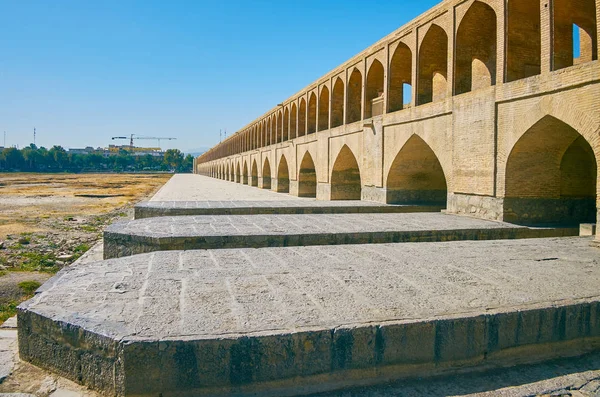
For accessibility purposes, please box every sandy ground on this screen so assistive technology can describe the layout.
[0,173,171,323]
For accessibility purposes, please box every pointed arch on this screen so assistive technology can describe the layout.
[365,60,385,118]
[418,24,448,105]
[308,92,317,134]
[226,163,230,181]
[298,151,317,198]
[277,155,290,193]
[331,145,361,200]
[318,86,330,131]
[346,69,362,123]
[277,111,283,143]
[283,107,289,141]
[262,157,272,190]
[298,99,307,137]
[388,42,412,112]
[386,135,447,205]
[553,0,597,70]
[251,159,258,187]
[506,0,541,82]
[242,161,248,185]
[331,77,345,128]
[271,116,276,145]
[290,103,297,139]
[235,162,241,183]
[455,1,497,95]
[504,115,597,225]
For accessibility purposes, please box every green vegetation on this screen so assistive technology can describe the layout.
[0,144,194,172]
[18,280,41,295]
[0,301,19,324]
[19,252,59,273]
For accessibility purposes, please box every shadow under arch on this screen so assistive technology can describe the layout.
[277,155,290,193]
[298,152,317,198]
[386,135,447,205]
[262,158,272,190]
[251,159,258,187]
[242,161,248,185]
[504,115,597,226]
[331,145,361,200]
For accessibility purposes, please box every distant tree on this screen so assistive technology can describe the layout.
[49,146,68,169]
[182,154,194,173]
[164,149,184,171]
[2,148,24,170]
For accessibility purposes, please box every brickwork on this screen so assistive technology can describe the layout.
[196,0,600,240]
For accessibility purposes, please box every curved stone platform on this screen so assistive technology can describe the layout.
[104,212,577,259]
[134,200,442,219]
[18,237,600,396]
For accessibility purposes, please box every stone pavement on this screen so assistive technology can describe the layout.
[150,174,302,201]
[104,212,576,258]
[18,237,600,396]
[135,200,441,218]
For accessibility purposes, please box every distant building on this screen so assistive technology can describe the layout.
[68,146,97,155]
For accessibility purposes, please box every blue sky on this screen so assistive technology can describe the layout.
[0,0,440,152]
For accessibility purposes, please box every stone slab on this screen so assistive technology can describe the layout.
[18,237,600,396]
[581,224,597,236]
[135,200,442,218]
[104,212,577,259]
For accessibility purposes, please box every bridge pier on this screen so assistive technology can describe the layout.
[361,186,387,203]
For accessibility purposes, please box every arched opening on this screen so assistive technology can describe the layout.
[553,0,597,70]
[386,135,447,205]
[226,164,230,181]
[277,155,290,193]
[331,78,344,128]
[298,99,306,137]
[455,1,497,95]
[346,69,362,124]
[388,42,412,113]
[308,93,317,134]
[365,60,385,118]
[418,24,448,105]
[298,152,317,198]
[277,111,283,143]
[318,86,329,131]
[258,124,262,148]
[504,116,597,225]
[331,145,362,200]
[271,117,277,145]
[242,161,248,185]
[290,104,297,139]
[235,162,241,183]
[283,107,289,141]
[506,0,541,82]
[251,159,258,187]
[262,158,272,190]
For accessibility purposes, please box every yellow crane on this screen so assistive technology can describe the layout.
[111,134,177,150]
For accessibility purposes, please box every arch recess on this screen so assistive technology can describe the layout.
[331,78,344,128]
[308,93,317,134]
[365,60,384,118]
[290,104,298,139]
[418,24,448,105]
[455,1,497,95]
[262,158,272,190]
[298,152,317,198]
[331,145,362,200]
[386,135,447,205]
[553,0,597,70]
[251,159,258,187]
[504,115,597,225]
[298,99,307,137]
[277,155,290,193]
[242,161,248,185]
[318,86,329,131]
[346,69,362,123]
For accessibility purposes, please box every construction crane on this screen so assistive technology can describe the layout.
[111,134,177,150]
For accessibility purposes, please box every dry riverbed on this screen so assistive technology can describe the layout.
[0,173,171,323]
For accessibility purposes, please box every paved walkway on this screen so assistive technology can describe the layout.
[150,174,304,201]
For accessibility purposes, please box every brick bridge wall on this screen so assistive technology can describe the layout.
[196,0,600,239]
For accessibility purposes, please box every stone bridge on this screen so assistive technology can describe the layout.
[195,0,600,237]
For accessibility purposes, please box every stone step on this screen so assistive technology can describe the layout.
[18,237,600,397]
[104,212,577,259]
[134,200,443,219]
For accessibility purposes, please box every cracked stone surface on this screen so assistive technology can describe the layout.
[24,237,600,340]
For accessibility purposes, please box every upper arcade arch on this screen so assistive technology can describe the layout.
[418,24,448,105]
[318,86,330,131]
[454,1,497,95]
[308,92,317,134]
[365,59,384,118]
[331,77,344,128]
[346,68,362,124]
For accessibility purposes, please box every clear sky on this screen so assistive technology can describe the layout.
[1,0,440,152]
